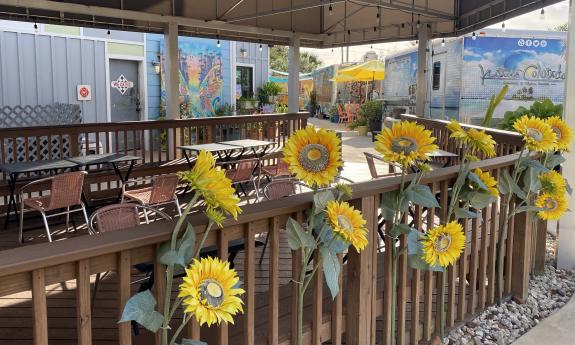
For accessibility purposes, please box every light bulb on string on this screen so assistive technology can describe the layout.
[441,38,445,47]
[34,21,38,33]
[540,8,545,20]
[329,1,333,16]
[376,11,380,25]
[217,39,220,48]
[416,14,421,29]
[472,31,477,40]
[501,21,506,32]
[259,43,263,52]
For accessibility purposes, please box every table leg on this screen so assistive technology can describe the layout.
[4,173,17,229]
[183,151,193,168]
[112,161,135,202]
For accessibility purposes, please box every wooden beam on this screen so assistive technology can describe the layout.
[76,259,92,345]
[32,269,48,345]
[510,210,532,302]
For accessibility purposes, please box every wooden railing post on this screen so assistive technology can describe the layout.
[346,196,377,345]
[532,219,547,275]
[510,210,533,302]
[76,259,92,345]
[32,269,48,345]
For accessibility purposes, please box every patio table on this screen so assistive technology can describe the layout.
[178,143,242,168]
[0,159,80,228]
[218,139,274,158]
[65,153,141,201]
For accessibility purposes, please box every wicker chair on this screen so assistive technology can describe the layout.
[224,158,259,199]
[19,171,89,244]
[121,173,182,221]
[364,152,401,178]
[261,152,291,181]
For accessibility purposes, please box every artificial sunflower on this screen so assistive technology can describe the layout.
[472,168,499,197]
[535,193,568,220]
[178,150,241,219]
[283,126,342,187]
[326,200,368,252]
[375,121,438,167]
[421,221,465,267]
[539,170,566,194]
[546,116,573,151]
[179,257,245,327]
[513,116,557,152]
[447,120,495,157]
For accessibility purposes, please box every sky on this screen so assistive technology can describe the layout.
[302,0,571,67]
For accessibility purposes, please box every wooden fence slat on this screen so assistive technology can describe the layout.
[505,201,516,295]
[423,183,436,341]
[268,216,280,345]
[383,218,393,345]
[468,217,479,315]
[312,249,323,345]
[488,169,500,304]
[118,250,131,345]
[154,245,166,345]
[291,212,304,345]
[397,213,408,345]
[244,222,255,345]
[533,219,547,275]
[32,269,48,345]
[331,253,343,345]
[478,206,490,310]
[76,259,92,345]
[218,229,229,345]
[511,209,533,302]
[410,205,422,344]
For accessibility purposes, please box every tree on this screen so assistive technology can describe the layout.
[269,46,323,73]
[553,23,568,31]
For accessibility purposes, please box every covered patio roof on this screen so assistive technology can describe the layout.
[0,0,562,47]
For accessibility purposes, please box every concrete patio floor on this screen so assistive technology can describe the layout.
[513,294,575,345]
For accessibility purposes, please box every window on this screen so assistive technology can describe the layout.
[236,66,254,99]
[432,62,441,90]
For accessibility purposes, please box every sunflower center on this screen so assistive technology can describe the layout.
[551,126,563,140]
[199,279,225,308]
[526,128,543,142]
[544,198,558,211]
[433,234,452,253]
[337,215,353,233]
[391,137,418,155]
[298,144,329,172]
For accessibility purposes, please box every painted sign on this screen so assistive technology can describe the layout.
[161,37,223,118]
[77,85,91,101]
[111,74,134,95]
[460,36,566,123]
[383,51,418,105]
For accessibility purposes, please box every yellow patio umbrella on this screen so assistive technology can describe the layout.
[329,73,374,83]
[338,59,385,81]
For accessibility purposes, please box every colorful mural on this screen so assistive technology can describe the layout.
[460,36,566,123]
[161,37,223,118]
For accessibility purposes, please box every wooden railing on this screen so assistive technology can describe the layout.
[0,117,546,345]
[0,112,308,203]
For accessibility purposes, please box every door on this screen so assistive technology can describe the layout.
[109,59,141,151]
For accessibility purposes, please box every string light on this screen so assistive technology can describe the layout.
[259,43,263,51]
[329,0,333,15]
[376,10,380,25]
[34,21,38,33]
[107,26,111,37]
[416,14,421,29]
[441,37,445,47]
[540,7,545,20]
[374,26,377,32]
[501,21,506,32]
[472,31,477,40]
[217,39,220,48]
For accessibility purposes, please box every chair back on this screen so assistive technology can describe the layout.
[337,104,346,118]
[228,158,258,182]
[149,174,179,204]
[262,152,291,177]
[263,179,297,200]
[47,171,86,210]
[89,203,171,234]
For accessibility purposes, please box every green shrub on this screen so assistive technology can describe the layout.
[499,99,563,131]
[359,100,383,122]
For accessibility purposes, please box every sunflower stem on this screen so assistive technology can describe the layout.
[168,314,192,345]
[439,269,447,338]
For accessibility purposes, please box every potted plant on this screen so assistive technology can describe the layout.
[328,104,340,123]
[258,81,282,104]
[360,100,384,134]
[349,116,369,136]
[307,90,318,117]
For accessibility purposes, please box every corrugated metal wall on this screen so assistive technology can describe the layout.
[0,30,107,124]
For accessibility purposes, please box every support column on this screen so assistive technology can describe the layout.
[164,22,180,158]
[416,25,429,117]
[558,0,575,269]
[288,36,301,114]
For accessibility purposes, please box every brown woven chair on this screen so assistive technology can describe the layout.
[223,158,259,199]
[121,174,182,222]
[364,152,400,179]
[19,171,89,244]
[261,152,291,181]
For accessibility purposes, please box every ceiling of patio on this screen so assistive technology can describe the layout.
[0,0,561,47]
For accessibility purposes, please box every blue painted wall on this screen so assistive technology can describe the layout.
[146,33,231,119]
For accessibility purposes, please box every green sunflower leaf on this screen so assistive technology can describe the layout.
[408,254,445,272]
[566,181,573,196]
[313,190,335,214]
[286,217,316,251]
[499,170,513,195]
[380,190,400,220]
[180,339,208,345]
[320,246,341,299]
[404,184,440,208]
[390,224,411,238]
[454,207,479,219]
[156,223,196,267]
[468,191,496,209]
[406,229,423,255]
[467,171,488,191]
[545,154,566,170]
[119,290,164,333]
[514,205,544,214]
[523,166,542,193]
[522,159,549,173]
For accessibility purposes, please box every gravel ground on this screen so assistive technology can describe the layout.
[445,234,575,345]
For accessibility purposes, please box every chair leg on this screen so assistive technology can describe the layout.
[253,180,260,202]
[40,212,52,242]
[81,202,90,230]
[18,200,25,244]
[91,272,101,315]
[143,208,149,224]
[174,198,182,217]
[258,232,270,265]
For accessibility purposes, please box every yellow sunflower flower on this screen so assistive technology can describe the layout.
[179,257,245,327]
[513,116,557,152]
[178,150,241,219]
[422,221,465,267]
[539,170,566,195]
[535,193,568,220]
[546,116,573,151]
[326,200,368,252]
[473,168,499,197]
[283,126,342,187]
[375,121,438,167]
[447,120,496,157]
